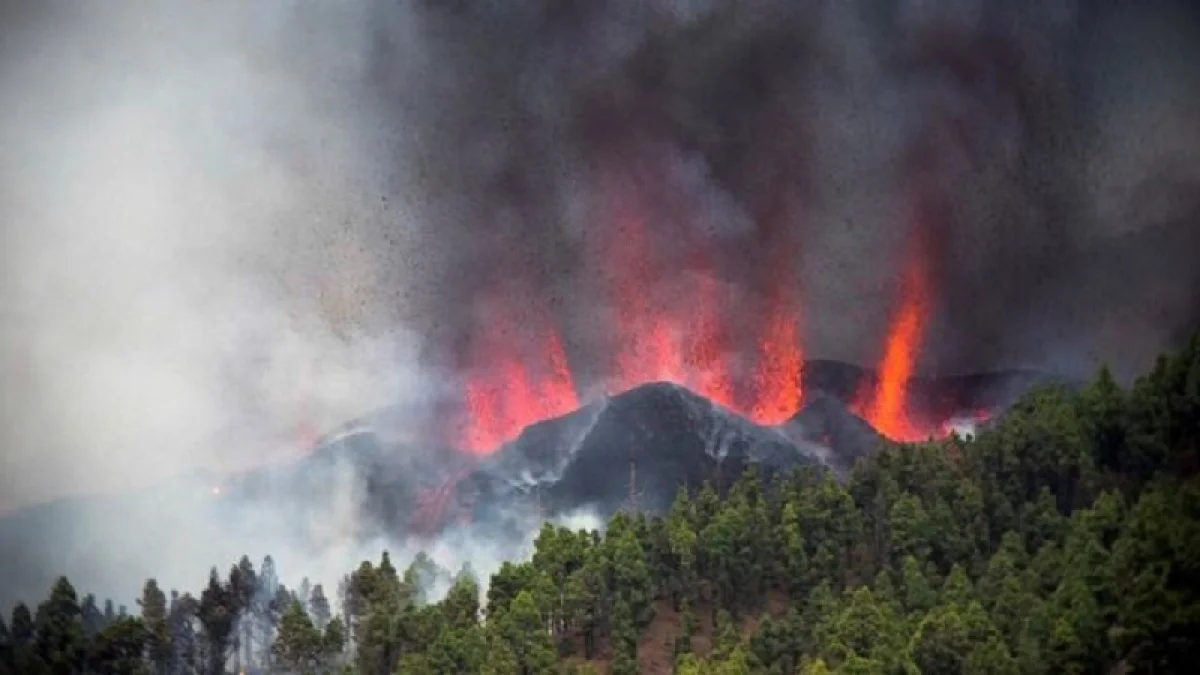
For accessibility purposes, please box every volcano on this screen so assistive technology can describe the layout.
[458,381,826,521]
[239,361,1055,539]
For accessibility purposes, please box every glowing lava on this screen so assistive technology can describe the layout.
[602,187,688,391]
[684,270,739,411]
[458,294,580,454]
[597,178,802,422]
[451,170,1006,455]
[854,203,935,441]
[453,173,813,454]
[749,274,804,425]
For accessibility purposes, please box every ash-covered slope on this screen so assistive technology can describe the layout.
[781,392,887,474]
[0,363,1052,612]
[461,382,824,520]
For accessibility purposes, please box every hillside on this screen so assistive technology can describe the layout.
[3,335,1199,675]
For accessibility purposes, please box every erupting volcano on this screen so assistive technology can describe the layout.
[448,174,970,457]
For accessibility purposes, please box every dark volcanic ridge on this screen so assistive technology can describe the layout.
[461,382,828,521]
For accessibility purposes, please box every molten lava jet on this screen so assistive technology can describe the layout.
[448,172,817,457]
[748,258,805,425]
[859,258,929,439]
[450,167,988,460]
[417,181,991,534]
[864,265,926,439]
[597,178,806,424]
[684,270,739,411]
[457,292,580,454]
[852,194,939,442]
[602,191,689,391]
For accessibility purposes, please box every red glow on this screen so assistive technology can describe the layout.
[412,467,474,536]
[295,420,319,454]
[863,273,928,439]
[594,178,800,421]
[452,173,995,456]
[453,175,812,454]
[457,293,580,454]
[938,408,995,438]
[852,197,936,442]
[602,189,688,391]
[748,274,804,425]
[683,271,738,411]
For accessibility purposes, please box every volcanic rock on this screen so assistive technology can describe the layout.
[461,382,823,520]
[200,363,1058,536]
[781,393,886,474]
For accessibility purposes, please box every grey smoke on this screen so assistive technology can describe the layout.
[368,0,1200,383]
[1,0,1198,610]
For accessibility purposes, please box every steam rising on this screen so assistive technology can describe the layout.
[2,0,1199,609]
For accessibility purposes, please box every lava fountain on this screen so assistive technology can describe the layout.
[748,248,806,426]
[852,198,936,441]
[447,168,971,453]
[457,286,580,454]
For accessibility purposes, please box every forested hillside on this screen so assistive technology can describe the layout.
[3,335,1199,675]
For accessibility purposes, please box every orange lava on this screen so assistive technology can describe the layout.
[854,205,934,441]
[454,180,812,454]
[602,188,688,391]
[458,294,580,454]
[684,270,739,410]
[596,178,801,422]
[749,274,805,425]
[452,173,814,454]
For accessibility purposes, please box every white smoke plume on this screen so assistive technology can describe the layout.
[0,0,432,609]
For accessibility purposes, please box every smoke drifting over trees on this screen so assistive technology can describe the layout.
[1,0,1198,617]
